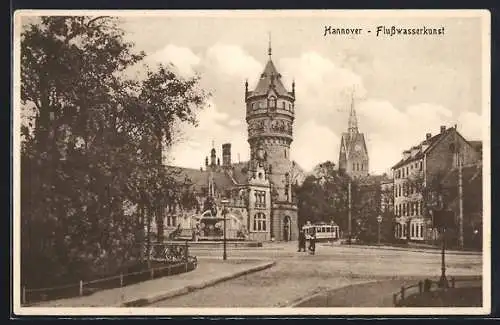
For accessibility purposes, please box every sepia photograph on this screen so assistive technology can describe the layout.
[12,9,491,316]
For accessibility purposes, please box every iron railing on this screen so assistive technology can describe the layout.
[22,241,197,305]
[393,276,482,306]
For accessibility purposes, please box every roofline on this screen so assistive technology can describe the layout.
[391,127,462,170]
[245,92,295,101]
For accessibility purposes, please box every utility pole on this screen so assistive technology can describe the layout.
[348,181,352,245]
[458,153,464,249]
[455,126,464,249]
[221,199,229,260]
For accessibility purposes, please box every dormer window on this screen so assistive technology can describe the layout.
[268,96,276,108]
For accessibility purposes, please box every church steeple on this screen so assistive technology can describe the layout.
[210,140,216,166]
[348,91,358,135]
[268,32,272,57]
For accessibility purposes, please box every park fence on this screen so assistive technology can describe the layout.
[22,241,197,305]
[392,276,482,306]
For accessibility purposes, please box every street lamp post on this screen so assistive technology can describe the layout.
[221,199,229,261]
[348,181,352,245]
[377,215,383,245]
[438,227,449,289]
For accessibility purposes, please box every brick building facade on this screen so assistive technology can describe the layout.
[391,125,481,242]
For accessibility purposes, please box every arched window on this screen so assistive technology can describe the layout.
[254,213,266,231]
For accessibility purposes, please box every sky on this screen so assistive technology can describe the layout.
[21,11,487,175]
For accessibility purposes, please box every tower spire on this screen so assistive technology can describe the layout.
[268,32,272,57]
[348,89,358,135]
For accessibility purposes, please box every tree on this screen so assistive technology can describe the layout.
[296,161,350,230]
[20,16,209,288]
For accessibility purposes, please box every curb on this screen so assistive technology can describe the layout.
[331,244,481,256]
[285,280,379,308]
[119,261,276,307]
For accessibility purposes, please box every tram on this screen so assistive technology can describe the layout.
[303,222,340,242]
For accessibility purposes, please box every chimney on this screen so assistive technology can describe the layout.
[426,133,432,140]
[422,141,430,152]
[403,150,411,160]
[440,125,446,134]
[222,143,231,167]
[411,146,420,157]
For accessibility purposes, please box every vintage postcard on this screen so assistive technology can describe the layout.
[12,9,491,316]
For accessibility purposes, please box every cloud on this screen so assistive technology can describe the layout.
[165,100,249,168]
[228,119,242,127]
[356,100,483,174]
[291,119,340,172]
[280,51,366,120]
[205,43,263,83]
[457,111,482,140]
[149,44,201,78]
[157,44,482,176]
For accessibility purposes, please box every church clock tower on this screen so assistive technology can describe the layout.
[338,94,369,179]
[244,39,298,242]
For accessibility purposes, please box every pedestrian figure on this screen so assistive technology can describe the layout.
[309,229,316,255]
[298,229,306,252]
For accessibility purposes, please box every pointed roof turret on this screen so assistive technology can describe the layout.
[248,37,292,98]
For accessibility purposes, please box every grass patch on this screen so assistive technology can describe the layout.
[401,287,482,307]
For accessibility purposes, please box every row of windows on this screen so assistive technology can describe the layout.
[394,223,425,238]
[352,162,365,171]
[251,98,294,112]
[395,201,424,217]
[395,160,423,179]
[166,216,178,227]
[395,182,420,197]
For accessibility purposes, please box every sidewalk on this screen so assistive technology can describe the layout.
[325,243,481,256]
[29,259,275,308]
